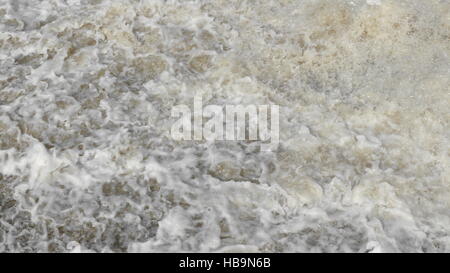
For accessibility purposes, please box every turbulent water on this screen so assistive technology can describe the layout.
[0,0,449,253]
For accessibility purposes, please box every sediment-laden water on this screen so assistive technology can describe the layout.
[0,0,449,252]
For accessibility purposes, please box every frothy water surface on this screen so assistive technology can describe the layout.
[0,0,449,253]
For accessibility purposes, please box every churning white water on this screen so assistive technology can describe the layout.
[0,0,449,252]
